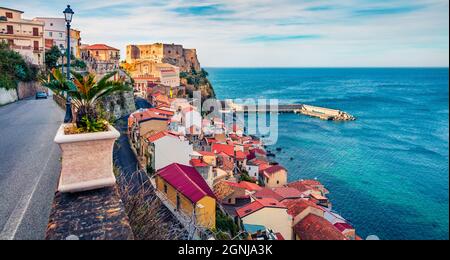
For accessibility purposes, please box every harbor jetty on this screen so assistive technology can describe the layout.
[223,101,355,121]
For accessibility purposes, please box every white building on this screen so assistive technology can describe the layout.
[182,106,202,136]
[146,131,193,171]
[33,17,66,50]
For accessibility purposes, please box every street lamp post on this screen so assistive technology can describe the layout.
[63,5,74,123]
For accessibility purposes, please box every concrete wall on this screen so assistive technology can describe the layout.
[241,207,293,240]
[153,136,193,171]
[303,105,341,116]
[0,88,18,106]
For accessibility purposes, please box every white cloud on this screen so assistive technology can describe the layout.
[2,0,448,66]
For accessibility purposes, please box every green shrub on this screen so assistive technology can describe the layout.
[0,42,39,89]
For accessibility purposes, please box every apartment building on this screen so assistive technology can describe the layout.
[0,7,44,65]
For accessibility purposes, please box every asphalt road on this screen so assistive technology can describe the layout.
[0,97,63,240]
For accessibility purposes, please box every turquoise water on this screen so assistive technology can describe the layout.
[206,68,449,240]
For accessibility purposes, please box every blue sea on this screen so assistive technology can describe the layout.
[206,68,449,240]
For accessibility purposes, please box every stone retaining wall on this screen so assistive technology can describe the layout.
[0,88,18,106]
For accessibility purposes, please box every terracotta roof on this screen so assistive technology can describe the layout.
[262,165,287,176]
[128,110,169,128]
[157,163,215,203]
[287,181,314,193]
[283,199,323,217]
[212,143,235,157]
[148,108,174,117]
[213,182,235,202]
[294,214,346,240]
[249,159,269,166]
[236,198,286,218]
[147,131,178,143]
[84,44,119,51]
[239,181,262,192]
[235,150,247,160]
[301,180,323,187]
[253,188,284,201]
[334,222,354,232]
[190,159,209,167]
[272,187,303,200]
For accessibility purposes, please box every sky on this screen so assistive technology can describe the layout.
[2,0,449,67]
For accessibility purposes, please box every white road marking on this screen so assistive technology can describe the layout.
[0,144,57,240]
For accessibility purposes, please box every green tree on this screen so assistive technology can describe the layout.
[0,42,38,89]
[44,46,61,71]
[42,69,131,130]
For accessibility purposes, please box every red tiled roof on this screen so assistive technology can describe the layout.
[235,150,247,160]
[334,222,354,232]
[253,188,284,201]
[262,165,287,176]
[301,180,323,187]
[239,181,262,192]
[275,233,285,240]
[157,163,215,203]
[223,181,262,192]
[273,187,303,200]
[283,199,323,217]
[198,151,216,157]
[190,159,209,167]
[129,109,169,127]
[287,181,314,193]
[147,131,167,143]
[294,214,346,240]
[148,108,174,117]
[212,143,235,157]
[84,44,119,51]
[236,198,286,218]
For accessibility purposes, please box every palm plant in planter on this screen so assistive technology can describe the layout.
[43,69,131,193]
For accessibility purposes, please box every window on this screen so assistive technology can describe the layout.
[59,32,63,38]
[163,184,168,194]
[5,12,13,19]
[95,51,99,56]
[50,23,53,26]
[176,194,181,210]
[6,25,13,34]
[49,32,53,37]
[277,180,280,184]
[33,28,39,36]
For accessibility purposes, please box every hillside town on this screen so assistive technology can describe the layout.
[0,5,360,240]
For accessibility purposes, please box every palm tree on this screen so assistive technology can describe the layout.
[43,69,131,129]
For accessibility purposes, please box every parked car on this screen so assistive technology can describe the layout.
[35,91,48,99]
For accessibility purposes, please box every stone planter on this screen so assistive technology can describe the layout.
[54,124,120,193]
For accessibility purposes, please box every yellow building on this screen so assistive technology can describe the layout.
[0,7,45,65]
[260,165,288,188]
[155,163,216,229]
[70,29,81,58]
[80,43,120,75]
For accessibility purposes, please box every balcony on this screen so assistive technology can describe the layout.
[0,30,43,38]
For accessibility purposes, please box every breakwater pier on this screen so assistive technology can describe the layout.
[223,101,355,121]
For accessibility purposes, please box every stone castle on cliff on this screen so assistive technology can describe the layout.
[126,43,201,73]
